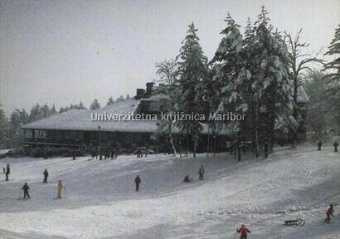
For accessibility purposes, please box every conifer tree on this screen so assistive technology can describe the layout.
[175,23,208,156]
[250,6,293,154]
[106,96,115,106]
[210,13,247,159]
[323,24,340,133]
[90,99,101,110]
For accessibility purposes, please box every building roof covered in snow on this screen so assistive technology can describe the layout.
[297,85,309,104]
[22,98,162,133]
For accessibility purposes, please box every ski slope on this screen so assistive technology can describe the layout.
[0,146,339,239]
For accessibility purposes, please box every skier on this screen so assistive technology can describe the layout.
[317,140,322,151]
[237,224,251,239]
[22,182,30,199]
[57,180,64,199]
[198,165,205,180]
[325,204,334,223]
[43,169,49,183]
[134,175,141,191]
[73,150,76,160]
[5,163,10,181]
[183,175,193,183]
[333,141,338,152]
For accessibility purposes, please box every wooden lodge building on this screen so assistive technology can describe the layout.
[21,82,309,154]
[22,83,231,154]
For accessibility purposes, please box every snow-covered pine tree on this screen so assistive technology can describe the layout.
[106,96,115,106]
[90,99,101,110]
[251,6,293,155]
[242,17,261,157]
[210,13,247,159]
[175,23,208,156]
[323,24,340,134]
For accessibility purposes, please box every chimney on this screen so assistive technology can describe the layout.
[135,89,145,99]
[146,82,155,97]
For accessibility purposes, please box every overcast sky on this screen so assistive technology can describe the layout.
[0,0,339,116]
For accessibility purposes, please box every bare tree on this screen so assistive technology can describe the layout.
[285,29,323,145]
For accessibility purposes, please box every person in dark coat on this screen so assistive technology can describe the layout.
[43,169,49,183]
[5,163,10,181]
[183,175,193,183]
[264,141,269,158]
[237,224,251,239]
[333,141,338,152]
[317,140,322,151]
[198,166,205,180]
[114,148,118,158]
[22,182,30,199]
[73,150,76,160]
[136,148,142,158]
[325,204,334,223]
[134,175,141,191]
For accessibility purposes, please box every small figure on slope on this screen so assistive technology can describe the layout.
[325,204,334,223]
[22,182,30,199]
[198,165,205,180]
[134,175,141,192]
[43,169,49,183]
[237,224,251,239]
[5,163,10,181]
[317,140,322,151]
[57,180,64,199]
[183,175,193,183]
[333,141,338,153]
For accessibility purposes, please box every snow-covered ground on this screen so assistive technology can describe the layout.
[0,146,339,239]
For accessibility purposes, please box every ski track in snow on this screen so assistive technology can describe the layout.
[0,146,339,239]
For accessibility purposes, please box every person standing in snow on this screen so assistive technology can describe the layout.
[198,165,205,180]
[73,150,76,160]
[57,180,64,199]
[325,204,334,223]
[22,182,30,199]
[5,163,10,181]
[43,169,49,183]
[317,140,322,151]
[333,141,338,152]
[237,224,251,239]
[134,175,141,191]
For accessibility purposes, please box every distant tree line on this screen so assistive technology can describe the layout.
[0,94,131,148]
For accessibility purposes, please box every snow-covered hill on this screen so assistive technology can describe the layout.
[0,146,339,239]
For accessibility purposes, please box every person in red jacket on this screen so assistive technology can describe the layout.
[237,224,251,239]
[325,204,334,223]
